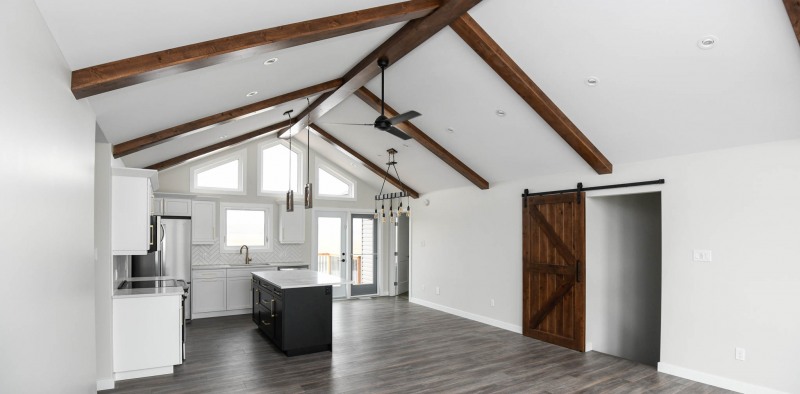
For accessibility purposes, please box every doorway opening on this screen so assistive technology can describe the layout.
[314,211,347,299]
[586,192,662,366]
[351,214,378,296]
[389,215,410,297]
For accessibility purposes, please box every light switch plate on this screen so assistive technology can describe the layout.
[735,347,746,361]
[693,250,713,262]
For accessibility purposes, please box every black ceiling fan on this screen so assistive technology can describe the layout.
[329,57,420,140]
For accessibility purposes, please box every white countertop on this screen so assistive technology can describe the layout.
[113,276,186,299]
[193,262,309,270]
[252,270,345,289]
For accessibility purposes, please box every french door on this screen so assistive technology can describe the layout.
[350,214,378,296]
[314,211,347,299]
[522,192,586,351]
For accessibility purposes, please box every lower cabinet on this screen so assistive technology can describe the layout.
[192,269,226,314]
[192,267,277,318]
[113,295,182,378]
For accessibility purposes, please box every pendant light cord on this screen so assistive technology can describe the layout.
[306,97,311,184]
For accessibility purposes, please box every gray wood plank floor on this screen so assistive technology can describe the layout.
[102,297,733,394]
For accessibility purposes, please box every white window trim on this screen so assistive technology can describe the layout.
[315,160,357,201]
[189,149,247,195]
[219,202,274,253]
[257,139,304,197]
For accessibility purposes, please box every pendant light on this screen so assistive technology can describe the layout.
[283,109,294,212]
[303,97,313,209]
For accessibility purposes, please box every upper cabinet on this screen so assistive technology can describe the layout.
[112,168,158,255]
[163,198,192,216]
[278,204,305,244]
[192,201,216,244]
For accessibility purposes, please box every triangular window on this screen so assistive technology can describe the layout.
[190,149,246,195]
[317,164,355,199]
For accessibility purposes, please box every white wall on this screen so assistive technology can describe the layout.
[586,193,661,366]
[94,140,114,389]
[0,1,97,392]
[411,138,800,393]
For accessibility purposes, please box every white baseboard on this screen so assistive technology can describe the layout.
[409,297,522,333]
[96,378,114,391]
[191,308,249,319]
[657,362,789,394]
[114,366,173,381]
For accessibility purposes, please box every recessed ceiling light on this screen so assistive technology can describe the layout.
[446,127,455,134]
[350,162,358,168]
[697,35,717,50]
[219,135,228,140]
[585,76,599,87]
[264,57,279,65]
[495,109,506,117]
[246,91,258,97]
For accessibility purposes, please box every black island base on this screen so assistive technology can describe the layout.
[251,275,333,356]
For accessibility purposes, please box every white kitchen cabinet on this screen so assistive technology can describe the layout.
[279,204,305,244]
[192,266,277,318]
[192,269,226,314]
[163,198,192,216]
[113,295,181,379]
[112,168,158,255]
[226,277,253,310]
[191,201,216,244]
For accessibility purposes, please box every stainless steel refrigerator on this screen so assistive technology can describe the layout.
[132,217,192,320]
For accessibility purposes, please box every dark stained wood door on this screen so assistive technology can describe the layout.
[523,193,586,351]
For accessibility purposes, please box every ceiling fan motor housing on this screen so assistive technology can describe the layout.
[374,115,392,130]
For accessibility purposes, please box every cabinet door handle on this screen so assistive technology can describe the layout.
[149,225,154,246]
[260,320,271,326]
[271,299,276,317]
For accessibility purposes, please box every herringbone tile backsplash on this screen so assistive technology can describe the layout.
[191,237,307,266]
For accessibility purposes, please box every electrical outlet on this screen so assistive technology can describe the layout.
[735,347,746,361]
[490,299,495,307]
[692,250,713,262]
[435,286,440,295]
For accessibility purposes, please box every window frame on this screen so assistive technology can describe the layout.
[315,160,357,201]
[257,139,304,197]
[219,202,274,253]
[189,149,247,195]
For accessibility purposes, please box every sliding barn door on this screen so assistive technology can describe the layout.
[523,193,586,351]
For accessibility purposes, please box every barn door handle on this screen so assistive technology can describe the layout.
[576,261,581,283]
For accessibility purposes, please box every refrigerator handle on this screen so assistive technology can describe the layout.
[160,224,166,243]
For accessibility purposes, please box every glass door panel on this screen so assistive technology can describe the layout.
[351,214,377,296]
[315,211,347,298]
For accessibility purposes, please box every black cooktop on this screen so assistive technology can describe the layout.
[118,279,183,290]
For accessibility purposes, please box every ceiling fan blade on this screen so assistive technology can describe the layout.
[385,126,412,140]
[326,122,373,126]
[388,111,421,125]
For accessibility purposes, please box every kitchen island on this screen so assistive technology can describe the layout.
[251,270,343,356]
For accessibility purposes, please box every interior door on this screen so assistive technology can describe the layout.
[350,214,378,296]
[522,193,586,351]
[315,211,347,298]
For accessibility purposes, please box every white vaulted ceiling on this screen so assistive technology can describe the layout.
[33,0,800,194]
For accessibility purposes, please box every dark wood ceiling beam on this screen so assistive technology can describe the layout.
[279,0,483,139]
[309,124,419,198]
[113,79,342,158]
[70,0,441,99]
[353,87,488,190]
[450,13,613,174]
[146,121,289,171]
[784,0,800,46]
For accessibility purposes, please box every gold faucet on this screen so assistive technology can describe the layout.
[239,245,252,264]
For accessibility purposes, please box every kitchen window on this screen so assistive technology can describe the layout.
[258,140,303,196]
[190,149,246,195]
[219,203,273,253]
[316,163,356,200]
